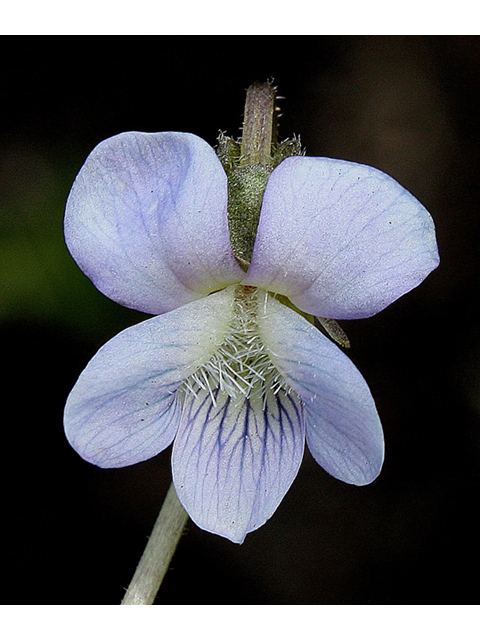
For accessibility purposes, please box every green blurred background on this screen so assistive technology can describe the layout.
[2,36,479,603]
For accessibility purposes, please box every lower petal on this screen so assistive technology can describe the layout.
[172,386,305,543]
[257,294,384,486]
[64,287,235,468]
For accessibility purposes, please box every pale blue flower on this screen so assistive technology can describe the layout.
[64,132,439,543]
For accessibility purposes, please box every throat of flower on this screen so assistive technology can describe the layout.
[181,285,290,406]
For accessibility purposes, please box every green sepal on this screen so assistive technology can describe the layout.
[272,136,303,168]
[216,132,241,176]
[314,317,351,349]
[227,163,272,270]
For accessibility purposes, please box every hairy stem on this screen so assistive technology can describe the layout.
[240,81,276,165]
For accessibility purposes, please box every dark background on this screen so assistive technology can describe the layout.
[2,36,479,604]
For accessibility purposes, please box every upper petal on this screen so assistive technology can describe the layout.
[257,294,384,485]
[172,387,305,543]
[245,156,439,319]
[64,132,244,314]
[64,287,236,468]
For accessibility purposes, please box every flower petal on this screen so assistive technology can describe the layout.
[257,294,384,485]
[172,387,305,543]
[65,132,244,314]
[245,156,439,319]
[64,287,236,468]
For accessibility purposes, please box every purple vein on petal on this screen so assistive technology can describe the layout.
[172,385,305,543]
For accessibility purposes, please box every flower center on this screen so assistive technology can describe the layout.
[182,285,290,406]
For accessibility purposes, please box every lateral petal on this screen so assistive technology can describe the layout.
[172,387,305,543]
[65,132,243,315]
[257,294,384,485]
[64,287,236,468]
[245,156,439,319]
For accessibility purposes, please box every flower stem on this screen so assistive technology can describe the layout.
[121,482,188,605]
[240,81,276,166]
[227,82,277,269]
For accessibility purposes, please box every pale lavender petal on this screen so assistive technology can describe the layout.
[172,387,305,543]
[64,288,236,468]
[65,132,243,315]
[245,156,439,319]
[258,295,384,485]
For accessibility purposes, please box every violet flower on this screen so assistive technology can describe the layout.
[64,131,439,543]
